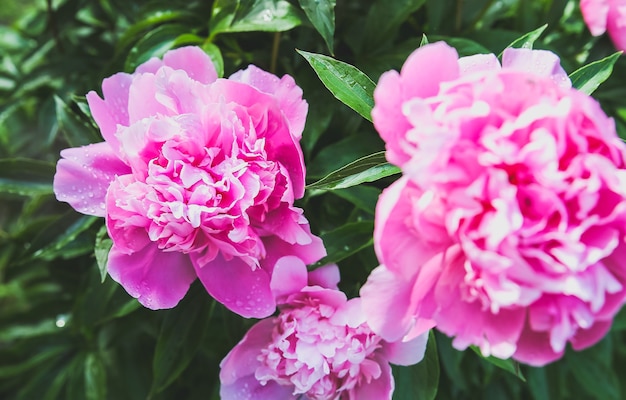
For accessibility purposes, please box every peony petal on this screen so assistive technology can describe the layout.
[86,72,133,154]
[162,46,218,84]
[352,356,394,400]
[360,265,422,342]
[54,142,130,217]
[606,3,626,52]
[307,264,341,290]
[127,72,173,123]
[192,252,276,318]
[260,224,326,277]
[107,242,196,309]
[513,323,564,367]
[374,177,449,276]
[220,374,293,400]
[219,318,275,385]
[270,256,308,300]
[230,65,308,140]
[400,41,460,99]
[458,53,501,75]
[502,48,571,89]
[580,0,610,36]
[208,79,306,198]
[382,331,429,366]
[570,319,612,351]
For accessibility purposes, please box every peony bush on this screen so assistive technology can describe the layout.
[2,1,626,399]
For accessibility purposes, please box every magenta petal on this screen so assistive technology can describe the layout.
[220,318,275,385]
[360,265,419,342]
[383,331,429,366]
[260,227,326,277]
[458,53,501,75]
[107,242,195,309]
[513,324,564,367]
[193,252,276,318]
[502,48,571,88]
[269,256,308,300]
[352,356,394,400]
[607,4,626,52]
[229,65,308,139]
[400,41,460,99]
[54,142,130,217]
[86,72,133,153]
[580,0,610,36]
[162,46,218,84]
[570,319,612,351]
[307,264,341,290]
[220,374,293,400]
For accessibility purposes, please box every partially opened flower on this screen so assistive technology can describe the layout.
[219,260,428,400]
[580,0,626,52]
[362,41,626,366]
[53,46,325,316]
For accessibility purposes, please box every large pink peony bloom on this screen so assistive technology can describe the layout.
[53,46,325,316]
[219,260,428,400]
[580,0,626,52]
[361,41,626,366]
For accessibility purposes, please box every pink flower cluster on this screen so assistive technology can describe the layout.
[53,46,325,316]
[219,261,428,400]
[580,0,626,52]
[362,42,626,366]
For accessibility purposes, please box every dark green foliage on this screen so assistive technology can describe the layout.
[1,0,626,399]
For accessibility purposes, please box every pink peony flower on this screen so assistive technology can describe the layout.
[361,41,626,366]
[53,46,325,316]
[219,260,428,400]
[580,0,626,52]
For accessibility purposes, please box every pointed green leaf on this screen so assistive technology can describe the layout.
[54,96,102,147]
[420,33,429,46]
[310,221,374,268]
[298,50,375,121]
[470,346,526,381]
[306,151,400,193]
[151,286,212,394]
[298,0,335,53]
[125,24,187,71]
[570,52,621,95]
[500,24,547,55]
[84,353,106,400]
[392,331,440,400]
[202,42,224,78]
[0,158,55,197]
[210,0,303,36]
[94,225,112,283]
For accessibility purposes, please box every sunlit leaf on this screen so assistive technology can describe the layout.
[307,151,400,193]
[210,0,303,36]
[94,225,112,283]
[570,52,621,95]
[298,50,375,121]
[500,24,547,55]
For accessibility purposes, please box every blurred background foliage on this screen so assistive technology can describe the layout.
[1,0,626,399]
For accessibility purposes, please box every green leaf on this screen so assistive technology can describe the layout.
[202,42,225,78]
[94,224,112,283]
[420,33,429,46]
[31,215,98,261]
[84,353,106,400]
[298,50,376,121]
[566,340,621,400]
[310,221,374,268]
[298,0,335,53]
[151,286,212,394]
[570,52,622,95]
[54,96,102,147]
[500,24,547,55]
[361,0,426,51]
[210,0,303,36]
[392,331,439,400]
[0,158,55,197]
[125,24,188,72]
[470,346,526,381]
[307,151,400,193]
[332,185,381,215]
